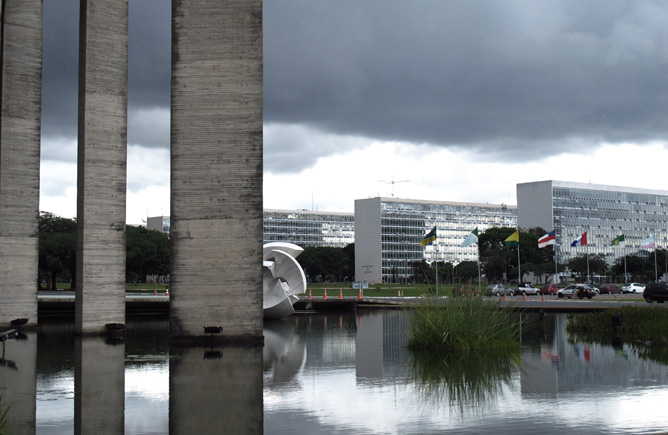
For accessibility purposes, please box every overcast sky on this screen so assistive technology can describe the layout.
[39,0,668,224]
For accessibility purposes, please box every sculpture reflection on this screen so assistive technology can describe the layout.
[263,319,306,386]
[409,348,520,410]
[263,243,307,319]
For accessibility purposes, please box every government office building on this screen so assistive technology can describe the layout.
[262,209,355,248]
[354,197,517,284]
[517,180,668,266]
[147,210,355,249]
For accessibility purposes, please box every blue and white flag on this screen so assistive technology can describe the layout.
[640,235,655,249]
[571,232,587,247]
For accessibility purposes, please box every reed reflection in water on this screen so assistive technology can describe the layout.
[409,347,520,410]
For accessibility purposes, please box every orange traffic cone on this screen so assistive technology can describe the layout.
[358,288,363,299]
[165,288,169,296]
[323,288,328,299]
[541,294,545,302]
[339,288,343,299]
[308,288,312,299]
[523,293,527,301]
[154,289,157,296]
[503,294,507,301]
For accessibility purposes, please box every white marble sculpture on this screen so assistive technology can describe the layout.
[263,242,307,319]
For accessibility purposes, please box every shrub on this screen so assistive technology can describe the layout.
[405,295,523,350]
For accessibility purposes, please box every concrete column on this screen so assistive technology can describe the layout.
[169,346,263,434]
[170,0,263,341]
[0,331,37,433]
[75,0,128,335]
[0,0,42,328]
[75,337,125,435]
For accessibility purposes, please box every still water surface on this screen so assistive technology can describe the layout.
[2,310,668,434]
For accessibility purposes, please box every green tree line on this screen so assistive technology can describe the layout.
[39,212,170,290]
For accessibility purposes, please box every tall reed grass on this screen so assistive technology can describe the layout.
[405,295,523,350]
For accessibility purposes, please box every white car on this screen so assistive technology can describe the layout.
[622,282,645,294]
[517,283,540,296]
[557,284,598,299]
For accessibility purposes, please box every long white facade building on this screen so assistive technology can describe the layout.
[517,180,668,265]
[148,210,355,249]
[263,209,354,248]
[355,197,517,284]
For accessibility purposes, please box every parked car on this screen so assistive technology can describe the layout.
[598,284,621,294]
[540,283,563,295]
[517,283,540,295]
[451,285,479,298]
[622,282,645,294]
[643,282,668,303]
[485,284,515,297]
[557,284,598,299]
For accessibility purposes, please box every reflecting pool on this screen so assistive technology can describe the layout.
[1,310,668,434]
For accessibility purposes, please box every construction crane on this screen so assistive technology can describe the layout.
[378,179,411,198]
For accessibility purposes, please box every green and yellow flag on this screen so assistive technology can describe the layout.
[421,226,437,246]
[611,234,625,247]
[504,230,519,249]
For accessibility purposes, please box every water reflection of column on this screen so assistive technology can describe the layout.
[0,332,37,433]
[355,311,384,378]
[169,346,262,434]
[75,337,125,434]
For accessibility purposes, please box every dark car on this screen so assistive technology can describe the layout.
[540,283,563,295]
[598,284,621,294]
[643,282,668,303]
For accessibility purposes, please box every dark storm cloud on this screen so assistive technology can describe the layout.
[264,0,668,161]
[41,0,170,148]
[42,1,668,169]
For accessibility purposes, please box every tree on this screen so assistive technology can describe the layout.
[342,243,355,281]
[126,225,170,282]
[567,254,608,282]
[454,261,479,283]
[479,226,555,283]
[38,212,77,290]
[411,260,434,285]
[297,247,349,282]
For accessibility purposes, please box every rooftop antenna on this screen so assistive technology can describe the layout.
[378,179,411,197]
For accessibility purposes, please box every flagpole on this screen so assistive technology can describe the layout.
[477,243,481,291]
[517,242,521,283]
[435,242,439,296]
[586,244,590,283]
[553,245,558,284]
[654,246,659,282]
[621,235,627,283]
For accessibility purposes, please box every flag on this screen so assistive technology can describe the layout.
[504,230,519,249]
[421,226,437,246]
[640,235,655,249]
[462,228,479,247]
[538,230,556,248]
[611,234,625,247]
[570,232,587,247]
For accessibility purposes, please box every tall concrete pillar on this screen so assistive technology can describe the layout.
[76,0,128,335]
[0,0,42,328]
[170,1,263,341]
[75,337,125,434]
[169,346,263,434]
